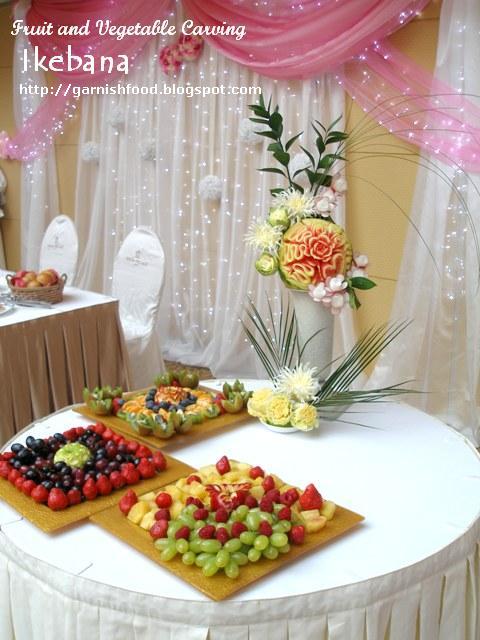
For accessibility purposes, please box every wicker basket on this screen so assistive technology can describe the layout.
[6,273,67,304]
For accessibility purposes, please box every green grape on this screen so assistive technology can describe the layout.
[182,551,196,565]
[273,503,284,514]
[240,544,251,555]
[167,521,183,538]
[254,535,269,551]
[200,539,222,554]
[215,549,230,568]
[176,538,189,554]
[202,558,220,577]
[231,551,248,566]
[263,545,279,560]
[195,552,213,567]
[184,504,197,516]
[272,520,291,534]
[278,543,291,554]
[178,514,195,529]
[154,538,171,552]
[224,538,242,553]
[189,538,203,554]
[258,511,274,524]
[194,520,206,530]
[160,543,178,562]
[224,559,240,579]
[270,532,289,548]
[246,512,261,531]
[235,505,249,520]
[247,547,261,562]
[239,531,256,546]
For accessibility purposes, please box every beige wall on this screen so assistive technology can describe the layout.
[0,2,441,333]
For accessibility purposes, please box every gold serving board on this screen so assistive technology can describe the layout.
[91,496,364,601]
[0,454,194,533]
[74,386,251,450]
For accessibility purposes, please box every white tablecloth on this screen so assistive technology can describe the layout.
[0,381,478,640]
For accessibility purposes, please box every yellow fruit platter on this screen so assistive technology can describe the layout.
[75,371,252,450]
[90,455,364,600]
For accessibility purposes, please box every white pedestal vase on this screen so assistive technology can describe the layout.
[289,290,334,382]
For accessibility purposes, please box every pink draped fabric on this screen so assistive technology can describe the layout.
[3,0,480,170]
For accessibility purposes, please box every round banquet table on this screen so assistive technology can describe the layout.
[0,380,479,640]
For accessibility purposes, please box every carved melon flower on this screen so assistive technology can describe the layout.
[290,402,318,430]
[275,363,320,402]
[265,394,292,426]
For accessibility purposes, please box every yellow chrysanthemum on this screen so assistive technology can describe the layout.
[265,394,292,426]
[247,388,274,419]
[245,221,283,253]
[273,187,315,221]
[290,403,318,431]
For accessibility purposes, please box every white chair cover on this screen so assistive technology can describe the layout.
[39,215,79,284]
[112,227,165,388]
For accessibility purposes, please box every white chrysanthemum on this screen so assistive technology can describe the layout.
[245,221,283,252]
[108,105,125,129]
[139,138,157,162]
[239,118,265,145]
[81,141,100,163]
[275,364,320,402]
[272,187,315,221]
[199,175,222,201]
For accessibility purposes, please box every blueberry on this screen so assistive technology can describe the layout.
[13,460,22,469]
[42,481,53,490]
[54,433,66,443]
[60,466,71,476]
[54,481,63,489]
[32,439,45,452]
[54,462,65,471]
[145,401,155,410]
[62,479,72,490]
[25,469,39,482]
[26,436,36,448]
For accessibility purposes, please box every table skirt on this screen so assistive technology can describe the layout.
[0,301,131,444]
[0,519,478,640]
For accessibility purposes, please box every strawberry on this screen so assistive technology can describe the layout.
[150,520,168,539]
[48,488,69,511]
[121,462,136,474]
[119,489,137,515]
[259,497,273,513]
[299,484,323,511]
[67,488,82,506]
[14,477,25,491]
[278,506,292,521]
[0,461,11,478]
[215,508,229,523]
[110,471,126,490]
[198,525,216,539]
[123,468,140,485]
[92,422,106,434]
[82,478,98,500]
[152,452,167,471]
[193,508,209,521]
[137,459,156,479]
[245,495,258,508]
[186,497,204,508]
[175,526,191,540]
[155,508,171,521]
[215,527,230,544]
[262,475,275,492]
[126,440,139,454]
[265,488,281,503]
[249,466,265,479]
[136,445,153,458]
[258,520,273,536]
[21,479,36,496]
[8,469,21,485]
[155,492,173,508]
[96,475,113,496]
[75,427,85,437]
[63,428,77,441]
[2,452,14,461]
[289,524,305,545]
[31,484,49,503]
[280,488,299,506]
[187,474,202,485]
[216,455,231,475]
[112,398,123,415]
[231,522,247,538]
[102,428,114,441]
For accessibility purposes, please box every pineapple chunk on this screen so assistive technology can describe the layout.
[139,491,156,502]
[271,474,284,487]
[165,486,183,501]
[189,484,207,499]
[250,485,265,500]
[175,477,187,489]
[320,500,336,521]
[127,501,150,524]
[222,471,240,483]
[299,509,327,533]
[170,500,184,519]
[139,511,156,530]
[236,462,252,471]
[198,464,216,476]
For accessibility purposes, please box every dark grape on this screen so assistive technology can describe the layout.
[11,443,24,454]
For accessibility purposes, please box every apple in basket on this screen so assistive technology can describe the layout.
[11,268,60,288]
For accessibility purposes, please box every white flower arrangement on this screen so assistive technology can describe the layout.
[81,141,100,164]
[139,138,157,162]
[275,363,320,402]
[239,117,265,145]
[199,175,223,201]
[108,105,125,130]
[245,220,283,253]
[272,187,316,222]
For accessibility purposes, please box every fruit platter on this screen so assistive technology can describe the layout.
[0,423,194,532]
[91,455,364,600]
[6,268,66,304]
[75,371,252,449]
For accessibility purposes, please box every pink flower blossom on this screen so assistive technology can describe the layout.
[332,174,347,193]
[314,187,337,217]
[308,275,349,315]
[178,34,204,62]
[159,44,183,76]
[347,252,369,278]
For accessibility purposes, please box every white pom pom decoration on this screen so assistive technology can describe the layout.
[108,105,125,130]
[239,118,265,145]
[199,175,222,201]
[81,141,100,164]
[139,138,157,162]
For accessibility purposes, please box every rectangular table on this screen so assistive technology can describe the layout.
[0,271,131,444]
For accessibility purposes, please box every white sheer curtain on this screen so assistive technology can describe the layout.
[74,1,355,377]
[369,0,480,446]
[13,0,59,269]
